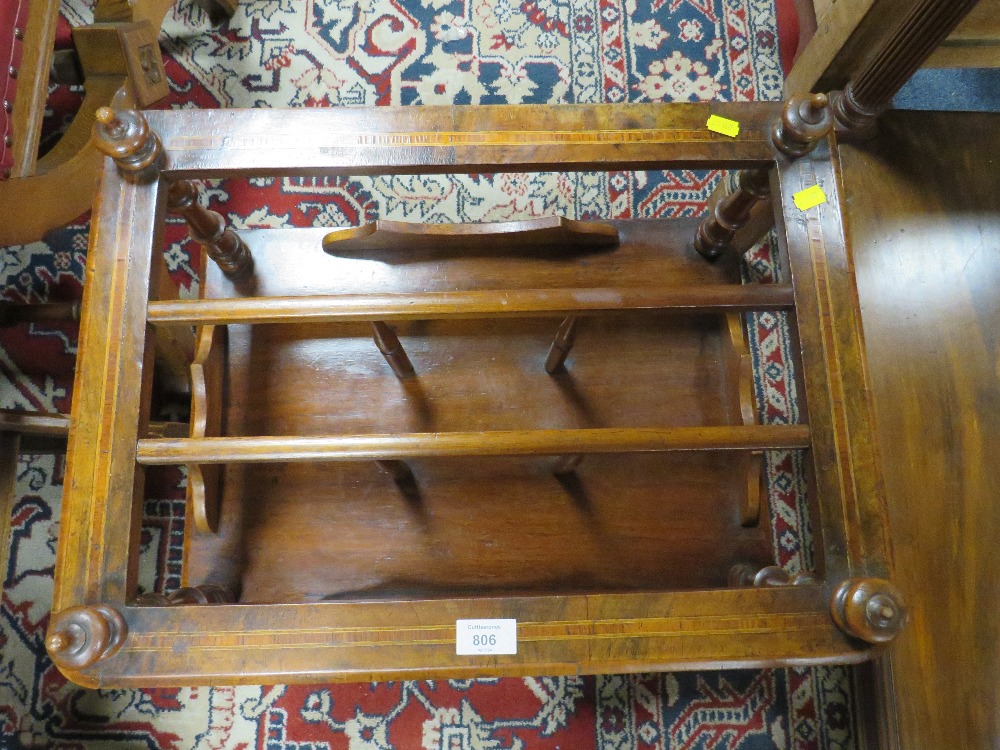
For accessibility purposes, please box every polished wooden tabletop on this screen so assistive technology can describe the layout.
[842,109,1000,750]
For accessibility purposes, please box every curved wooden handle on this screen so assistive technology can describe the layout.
[322,216,619,256]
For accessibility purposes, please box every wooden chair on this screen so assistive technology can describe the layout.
[42,97,904,687]
[784,0,993,97]
[0,0,237,246]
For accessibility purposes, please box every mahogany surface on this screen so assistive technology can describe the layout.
[186,218,776,602]
[321,216,620,255]
[842,110,1000,750]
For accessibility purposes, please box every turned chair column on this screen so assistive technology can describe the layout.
[829,0,981,137]
[694,94,833,261]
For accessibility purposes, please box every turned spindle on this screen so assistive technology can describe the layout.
[694,169,772,261]
[46,604,127,670]
[829,0,980,138]
[830,577,906,644]
[694,94,832,261]
[92,107,163,181]
[135,583,235,606]
[167,180,254,280]
[728,563,820,588]
[545,316,579,374]
[371,321,415,378]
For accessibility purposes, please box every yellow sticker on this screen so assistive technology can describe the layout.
[706,114,740,138]
[793,184,827,210]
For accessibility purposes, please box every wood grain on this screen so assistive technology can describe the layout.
[49,104,895,686]
[187,325,226,534]
[722,314,765,527]
[138,425,812,464]
[204,221,740,299]
[149,103,782,177]
[772,136,891,584]
[0,0,235,245]
[787,0,983,96]
[9,0,59,178]
[322,216,619,255]
[842,110,1000,750]
[0,77,124,245]
[69,585,870,688]
[52,161,160,611]
[148,285,796,326]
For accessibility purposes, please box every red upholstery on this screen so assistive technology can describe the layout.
[54,12,72,49]
[774,0,800,77]
[1,0,29,179]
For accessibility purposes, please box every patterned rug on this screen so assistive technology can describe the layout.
[0,0,863,747]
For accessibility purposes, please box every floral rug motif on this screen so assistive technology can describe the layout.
[0,0,860,747]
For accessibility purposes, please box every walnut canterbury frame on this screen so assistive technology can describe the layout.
[48,100,903,687]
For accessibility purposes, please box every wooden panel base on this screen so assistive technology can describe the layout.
[184,217,780,604]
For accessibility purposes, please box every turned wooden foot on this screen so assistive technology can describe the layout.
[770,93,833,158]
[46,604,127,670]
[830,577,905,644]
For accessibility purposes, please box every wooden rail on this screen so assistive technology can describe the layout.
[0,410,186,442]
[147,285,795,326]
[135,425,812,465]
